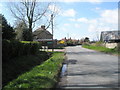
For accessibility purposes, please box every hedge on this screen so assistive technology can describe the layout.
[2,40,42,62]
[3,52,64,89]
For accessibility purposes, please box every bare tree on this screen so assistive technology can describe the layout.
[8,1,59,40]
[95,31,100,41]
[44,3,59,30]
[10,0,50,31]
[8,0,51,40]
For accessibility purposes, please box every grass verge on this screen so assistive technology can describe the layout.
[3,52,64,89]
[82,45,120,55]
[2,51,49,87]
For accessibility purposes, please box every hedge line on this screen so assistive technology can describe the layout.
[4,52,64,89]
[2,40,42,62]
[2,51,49,87]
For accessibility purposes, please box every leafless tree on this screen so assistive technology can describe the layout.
[9,0,51,33]
[44,3,60,30]
[95,30,100,41]
[8,0,60,41]
[9,0,59,30]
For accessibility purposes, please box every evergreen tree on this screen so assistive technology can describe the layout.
[0,14,16,40]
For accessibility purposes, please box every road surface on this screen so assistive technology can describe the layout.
[57,45,119,89]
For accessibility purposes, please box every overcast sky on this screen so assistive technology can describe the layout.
[0,0,119,40]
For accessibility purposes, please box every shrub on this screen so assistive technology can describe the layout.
[2,40,41,62]
[4,52,64,88]
[30,43,40,55]
[94,41,104,46]
[2,40,10,61]
[82,42,90,46]
[9,40,24,58]
[23,43,31,55]
[2,51,49,87]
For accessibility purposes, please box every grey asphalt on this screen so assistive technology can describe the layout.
[57,45,119,89]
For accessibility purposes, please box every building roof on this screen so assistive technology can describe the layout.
[100,31,120,41]
[33,25,53,41]
[33,26,52,36]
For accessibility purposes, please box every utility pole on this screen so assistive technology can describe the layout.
[51,14,54,52]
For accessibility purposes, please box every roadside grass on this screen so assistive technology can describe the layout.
[3,52,64,89]
[3,51,49,87]
[82,45,120,55]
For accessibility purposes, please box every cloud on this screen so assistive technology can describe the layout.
[69,18,88,22]
[100,9,118,24]
[62,9,76,17]
[69,18,76,21]
[70,33,81,39]
[87,9,118,37]
[48,0,103,3]
[77,18,88,23]
[69,17,97,24]
[86,0,103,4]
[63,0,81,2]
[95,7,101,10]
[64,23,70,26]
[61,27,69,32]
[68,8,118,40]
[74,23,81,28]
[69,8,118,33]
[1,0,119,3]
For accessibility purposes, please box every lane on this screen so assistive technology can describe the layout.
[58,45,118,89]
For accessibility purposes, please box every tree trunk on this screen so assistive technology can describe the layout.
[28,21,33,41]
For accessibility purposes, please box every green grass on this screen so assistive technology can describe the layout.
[3,52,64,89]
[3,51,49,87]
[82,45,120,55]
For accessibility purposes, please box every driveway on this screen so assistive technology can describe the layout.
[58,45,119,89]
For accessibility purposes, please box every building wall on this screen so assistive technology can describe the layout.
[105,43,117,48]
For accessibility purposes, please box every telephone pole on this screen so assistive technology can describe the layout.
[51,14,54,52]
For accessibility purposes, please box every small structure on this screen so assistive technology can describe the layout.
[33,25,57,48]
[100,31,120,48]
[100,31,120,43]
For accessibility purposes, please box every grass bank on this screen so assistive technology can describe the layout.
[3,51,49,87]
[82,45,120,55]
[4,52,64,89]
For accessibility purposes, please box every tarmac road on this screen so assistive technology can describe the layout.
[57,45,119,89]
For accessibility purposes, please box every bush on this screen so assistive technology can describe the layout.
[2,40,10,61]
[4,52,64,88]
[2,51,49,87]
[82,42,90,46]
[2,40,41,62]
[94,41,104,46]
[30,43,40,55]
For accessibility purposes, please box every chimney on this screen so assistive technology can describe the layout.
[41,25,45,30]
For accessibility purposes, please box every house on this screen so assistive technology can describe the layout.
[100,31,120,43]
[33,25,57,48]
[33,25,53,41]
